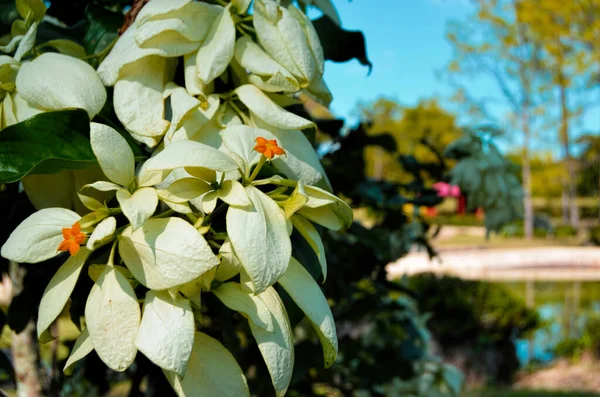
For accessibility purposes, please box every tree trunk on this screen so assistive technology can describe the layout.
[9,262,43,397]
[521,111,534,240]
[559,81,579,229]
[562,188,570,224]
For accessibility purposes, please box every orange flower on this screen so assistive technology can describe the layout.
[57,222,86,256]
[254,137,286,160]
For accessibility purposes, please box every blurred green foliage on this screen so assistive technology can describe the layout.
[445,129,524,233]
[554,315,600,360]
[360,99,461,185]
[409,274,539,345]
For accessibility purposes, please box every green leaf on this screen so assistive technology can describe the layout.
[16,0,46,23]
[0,3,18,36]
[82,4,122,56]
[0,109,96,183]
[40,39,86,57]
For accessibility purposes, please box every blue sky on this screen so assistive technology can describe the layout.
[318,0,600,155]
[322,0,472,119]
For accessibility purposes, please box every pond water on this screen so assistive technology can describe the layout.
[508,282,600,366]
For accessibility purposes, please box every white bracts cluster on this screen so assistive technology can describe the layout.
[0,0,350,396]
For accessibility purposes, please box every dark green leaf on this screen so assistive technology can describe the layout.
[0,109,95,183]
[82,4,122,56]
[312,15,372,72]
[0,0,18,36]
[46,0,90,26]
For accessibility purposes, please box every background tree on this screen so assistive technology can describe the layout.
[516,0,600,229]
[446,0,552,239]
[360,98,462,185]
[577,134,600,216]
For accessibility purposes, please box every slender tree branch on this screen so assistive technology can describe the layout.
[119,0,151,35]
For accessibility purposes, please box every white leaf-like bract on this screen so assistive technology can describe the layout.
[291,214,327,280]
[213,282,273,332]
[278,257,338,367]
[234,36,299,93]
[90,122,135,187]
[218,180,250,207]
[144,140,239,173]
[16,53,106,118]
[113,56,172,139]
[215,239,242,282]
[297,185,353,231]
[249,287,294,397]
[86,217,117,251]
[226,186,291,293]
[195,4,235,85]
[252,114,328,188]
[37,248,90,342]
[85,266,140,372]
[116,187,158,231]
[236,84,314,130]
[136,290,195,377]
[1,208,80,263]
[135,2,221,49]
[253,0,316,84]
[165,332,250,397]
[119,217,219,290]
[220,125,270,177]
[64,327,94,375]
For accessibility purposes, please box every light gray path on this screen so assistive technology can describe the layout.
[386,247,600,281]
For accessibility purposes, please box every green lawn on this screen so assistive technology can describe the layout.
[465,390,600,397]
[433,233,581,249]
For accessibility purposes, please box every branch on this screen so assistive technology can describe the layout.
[478,56,521,112]
[119,0,151,35]
[9,262,43,397]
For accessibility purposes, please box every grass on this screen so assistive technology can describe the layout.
[432,233,581,250]
[502,281,600,308]
[464,389,600,397]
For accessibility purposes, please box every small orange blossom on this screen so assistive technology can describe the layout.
[254,137,285,160]
[57,222,86,256]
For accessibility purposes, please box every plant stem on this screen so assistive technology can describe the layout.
[247,155,267,183]
[228,100,252,125]
[153,209,175,219]
[204,204,227,224]
[79,36,118,61]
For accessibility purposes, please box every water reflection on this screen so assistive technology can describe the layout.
[512,282,600,366]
